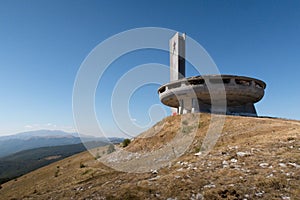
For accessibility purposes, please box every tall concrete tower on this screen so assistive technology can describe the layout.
[170,32,186,82]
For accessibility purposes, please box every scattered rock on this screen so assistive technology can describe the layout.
[203,183,216,188]
[287,162,300,168]
[181,162,188,166]
[222,161,228,167]
[148,176,160,181]
[76,186,83,191]
[230,158,238,163]
[115,180,122,183]
[266,173,274,178]
[228,145,239,150]
[190,193,203,200]
[194,152,202,156]
[279,163,287,168]
[255,191,265,197]
[259,163,269,168]
[236,151,251,157]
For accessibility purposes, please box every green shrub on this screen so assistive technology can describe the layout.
[198,122,203,128]
[181,125,193,134]
[194,146,201,153]
[122,138,131,147]
[182,120,189,125]
[94,152,100,160]
[54,167,60,177]
[79,162,86,168]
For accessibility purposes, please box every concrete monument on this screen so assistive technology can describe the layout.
[158,33,266,116]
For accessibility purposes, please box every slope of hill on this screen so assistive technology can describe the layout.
[0,141,109,184]
[0,114,299,200]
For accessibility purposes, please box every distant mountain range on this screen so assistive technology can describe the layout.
[0,141,109,184]
[0,130,123,158]
[0,130,91,141]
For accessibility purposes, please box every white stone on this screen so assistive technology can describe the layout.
[259,163,269,168]
[195,193,203,200]
[288,162,300,168]
[237,151,251,157]
[267,173,274,178]
[255,191,264,197]
[279,163,287,168]
[167,198,177,200]
[222,160,229,165]
[177,168,183,172]
[204,183,216,188]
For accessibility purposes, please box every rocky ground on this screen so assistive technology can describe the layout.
[0,114,299,200]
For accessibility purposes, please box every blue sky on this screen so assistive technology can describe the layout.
[0,0,299,136]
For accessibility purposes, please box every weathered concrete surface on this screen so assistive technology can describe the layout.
[170,32,185,82]
[158,75,266,116]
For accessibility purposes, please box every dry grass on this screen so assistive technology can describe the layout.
[0,113,299,199]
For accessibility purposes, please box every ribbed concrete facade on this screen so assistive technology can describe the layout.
[158,75,266,116]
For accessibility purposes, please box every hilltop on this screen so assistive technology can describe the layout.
[0,113,299,200]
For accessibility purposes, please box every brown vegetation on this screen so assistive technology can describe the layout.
[0,113,299,200]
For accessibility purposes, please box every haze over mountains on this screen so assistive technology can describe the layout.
[0,130,124,184]
[0,130,123,158]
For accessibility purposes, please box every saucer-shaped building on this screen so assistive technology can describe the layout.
[158,33,266,116]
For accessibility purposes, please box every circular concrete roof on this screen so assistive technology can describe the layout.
[158,75,266,108]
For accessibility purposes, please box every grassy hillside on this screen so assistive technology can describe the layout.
[0,113,299,200]
[0,141,108,184]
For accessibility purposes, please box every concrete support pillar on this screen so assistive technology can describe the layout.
[191,98,199,113]
[178,99,184,114]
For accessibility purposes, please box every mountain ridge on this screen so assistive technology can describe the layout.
[0,130,123,157]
